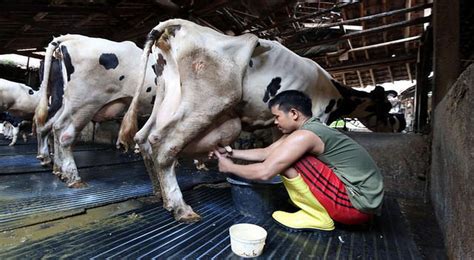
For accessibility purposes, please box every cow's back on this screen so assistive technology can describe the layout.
[240,39,340,127]
[0,78,39,118]
[55,35,157,117]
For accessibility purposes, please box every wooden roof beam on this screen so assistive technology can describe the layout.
[249,2,355,34]
[0,50,44,59]
[192,0,229,16]
[33,12,48,22]
[222,8,245,32]
[324,54,417,73]
[0,14,60,33]
[292,15,431,51]
[74,14,101,28]
[359,2,376,86]
[323,35,421,59]
[0,4,155,15]
[339,9,357,65]
[227,8,259,19]
[339,35,421,54]
[279,2,432,38]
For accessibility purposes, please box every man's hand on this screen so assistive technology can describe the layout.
[208,145,232,159]
[212,149,234,173]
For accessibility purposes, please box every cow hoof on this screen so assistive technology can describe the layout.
[68,180,87,188]
[174,207,201,223]
[40,159,52,167]
[59,174,69,182]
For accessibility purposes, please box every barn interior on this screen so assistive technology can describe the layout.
[0,0,472,259]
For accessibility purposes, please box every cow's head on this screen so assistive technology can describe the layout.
[358,112,406,132]
[328,81,405,132]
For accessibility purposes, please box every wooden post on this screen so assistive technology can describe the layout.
[414,27,433,132]
[406,63,413,82]
[404,0,413,53]
[432,0,460,108]
[26,56,31,86]
[356,70,364,88]
[388,66,394,83]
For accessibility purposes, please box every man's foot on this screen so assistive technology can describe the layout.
[272,210,335,232]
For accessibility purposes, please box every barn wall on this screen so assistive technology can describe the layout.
[430,64,474,259]
[346,132,429,200]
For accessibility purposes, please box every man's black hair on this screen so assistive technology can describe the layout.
[268,90,313,117]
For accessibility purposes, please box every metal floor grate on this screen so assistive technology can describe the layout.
[0,187,422,259]
[0,148,142,175]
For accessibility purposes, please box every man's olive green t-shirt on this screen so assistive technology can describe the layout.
[301,117,384,214]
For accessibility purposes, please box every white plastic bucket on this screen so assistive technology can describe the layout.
[229,223,267,258]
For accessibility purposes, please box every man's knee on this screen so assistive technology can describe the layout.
[282,167,299,179]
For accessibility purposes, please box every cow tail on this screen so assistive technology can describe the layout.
[118,29,161,151]
[35,39,58,128]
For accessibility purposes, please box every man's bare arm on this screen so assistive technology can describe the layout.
[229,135,288,161]
[215,130,324,180]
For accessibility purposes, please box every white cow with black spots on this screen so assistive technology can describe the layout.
[35,34,159,187]
[117,19,405,222]
[0,78,40,146]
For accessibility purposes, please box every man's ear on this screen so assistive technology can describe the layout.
[289,108,299,119]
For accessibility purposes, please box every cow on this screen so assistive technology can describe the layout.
[0,78,40,118]
[0,78,40,145]
[117,19,405,223]
[35,34,158,187]
[0,112,33,146]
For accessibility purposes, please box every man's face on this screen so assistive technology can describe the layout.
[271,105,297,134]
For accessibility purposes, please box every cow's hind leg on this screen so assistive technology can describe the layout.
[52,126,67,180]
[38,106,63,165]
[60,126,85,188]
[53,120,86,188]
[37,131,52,166]
[147,113,241,222]
[138,141,161,197]
[153,157,201,223]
